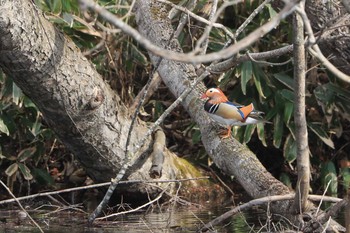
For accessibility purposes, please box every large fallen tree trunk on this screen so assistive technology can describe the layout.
[0,0,204,197]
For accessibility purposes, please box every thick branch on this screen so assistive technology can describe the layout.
[149,127,166,178]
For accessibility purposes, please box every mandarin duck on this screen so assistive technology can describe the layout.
[201,87,265,138]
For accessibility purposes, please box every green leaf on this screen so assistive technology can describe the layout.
[266,3,277,18]
[308,123,334,149]
[18,163,33,180]
[23,96,38,109]
[274,73,294,90]
[5,163,18,177]
[18,147,37,162]
[283,134,297,163]
[330,113,343,138]
[0,117,10,136]
[252,71,266,99]
[241,61,253,95]
[129,43,148,66]
[320,161,338,196]
[256,122,267,147]
[273,113,284,148]
[62,12,74,27]
[253,64,266,99]
[280,172,292,189]
[283,102,294,124]
[32,168,54,185]
[192,129,201,144]
[0,114,17,136]
[340,167,350,192]
[265,105,278,121]
[243,124,256,144]
[154,101,164,120]
[46,0,62,14]
[286,121,296,139]
[280,89,294,102]
[12,82,23,106]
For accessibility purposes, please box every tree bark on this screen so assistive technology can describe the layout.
[293,4,311,214]
[306,0,350,75]
[0,0,202,196]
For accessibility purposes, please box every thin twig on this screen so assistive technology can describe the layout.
[234,0,272,40]
[157,0,234,39]
[199,193,344,232]
[0,180,44,233]
[96,184,169,220]
[0,177,209,205]
[316,179,332,216]
[200,0,218,55]
[194,1,240,54]
[79,0,298,63]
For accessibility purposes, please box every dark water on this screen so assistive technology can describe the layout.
[0,205,268,232]
[0,205,345,232]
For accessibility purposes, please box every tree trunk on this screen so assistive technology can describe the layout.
[293,4,311,214]
[0,0,202,197]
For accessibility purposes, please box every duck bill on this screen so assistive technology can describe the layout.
[201,93,208,99]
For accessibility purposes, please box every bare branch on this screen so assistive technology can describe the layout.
[79,0,298,63]
[157,0,234,40]
[246,51,293,66]
[0,177,209,205]
[194,0,238,54]
[210,45,294,73]
[96,185,169,220]
[234,0,273,40]
[200,193,344,231]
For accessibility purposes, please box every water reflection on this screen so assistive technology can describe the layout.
[0,205,345,232]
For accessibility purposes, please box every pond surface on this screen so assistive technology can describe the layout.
[0,203,345,232]
[0,205,272,232]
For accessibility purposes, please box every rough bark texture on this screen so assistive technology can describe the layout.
[306,0,350,75]
[0,0,194,195]
[272,0,350,75]
[0,1,137,183]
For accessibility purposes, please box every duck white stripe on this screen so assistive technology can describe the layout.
[209,104,219,114]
